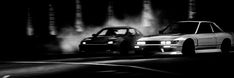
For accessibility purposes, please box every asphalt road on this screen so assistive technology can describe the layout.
[0,52,234,78]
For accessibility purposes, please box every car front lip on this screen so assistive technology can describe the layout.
[79,43,119,52]
[134,44,183,55]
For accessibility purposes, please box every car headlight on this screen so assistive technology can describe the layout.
[108,41,114,44]
[82,42,86,45]
[161,40,179,45]
[161,41,171,45]
[171,40,179,44]
[137,41,146,45]
[165,41,171,44]
[85,38,91,41]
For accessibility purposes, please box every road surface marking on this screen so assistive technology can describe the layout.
[6,59,178,75]
[44,56,111,62]
[9,58,159,64]
[1,58,180,76]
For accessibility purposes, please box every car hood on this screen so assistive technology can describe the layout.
[83,36,119,43]
[138,34,183,41]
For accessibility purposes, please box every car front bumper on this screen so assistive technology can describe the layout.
[134,44,183,55]
[79,44,120,54]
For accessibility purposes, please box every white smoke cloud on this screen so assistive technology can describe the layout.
[58,0,164,54]
[58,26,103,54]
[105,11,161,36]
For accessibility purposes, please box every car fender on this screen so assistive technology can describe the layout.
[177,35,198,47]
[216,32,233,46]
[228,32,234,47]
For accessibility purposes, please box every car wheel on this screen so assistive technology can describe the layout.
[221,39,231,54]
[182,39,195,56]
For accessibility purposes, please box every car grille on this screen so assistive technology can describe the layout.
[86,42,106,44]
[82,45,108,51]
[143,46,162,52]
[146,41,161,44]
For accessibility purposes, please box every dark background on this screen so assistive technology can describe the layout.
[2,0,234,58]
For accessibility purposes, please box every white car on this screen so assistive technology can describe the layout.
[135,21,234,56]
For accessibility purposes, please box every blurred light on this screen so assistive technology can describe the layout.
[163,46,171,48]
[160,41,165,44]
[134,46,140,48]
[27,26,34,36]
[3,75,11,78]
[82,42,86,45]
[137,42,146,45]
[108,41,114,44]
[165,41,171,44]
[161,48,165,52]
[161,41,172,45]
[170,52,182,55]
[85,38,91,41]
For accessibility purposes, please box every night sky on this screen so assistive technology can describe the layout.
[4,0,234,33]
[81,0,189,26]
[3,0,234,39]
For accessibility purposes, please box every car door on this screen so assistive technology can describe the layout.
[195,22,217,49]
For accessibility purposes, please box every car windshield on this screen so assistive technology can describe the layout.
[162,22,198,34]
[97,28,127,36]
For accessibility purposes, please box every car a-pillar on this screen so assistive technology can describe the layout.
[221,38,231,54]
[182,39,195,56]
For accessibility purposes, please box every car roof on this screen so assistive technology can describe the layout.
[104,26,134,29]
[178,21,213,23]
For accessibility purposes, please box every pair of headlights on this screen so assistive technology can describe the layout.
[160,41,173,45]
[82,41,114,45]
[137,41,179,45]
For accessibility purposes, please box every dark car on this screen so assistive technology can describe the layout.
[79,26,143,55]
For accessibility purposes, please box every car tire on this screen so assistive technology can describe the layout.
[182,39,195,56]
[221,39,231,54]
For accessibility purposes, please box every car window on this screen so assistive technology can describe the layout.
[129,29,136,35]
[97,28,127,36]
[98,29,108,36]
[162,22,198,34]
[135,29,142,35]
[197,23,213,33]
[115,29,127,35]
[211,23,222,32]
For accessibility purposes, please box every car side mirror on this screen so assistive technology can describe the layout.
[159,31,163,34]
[92,34,97,37]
